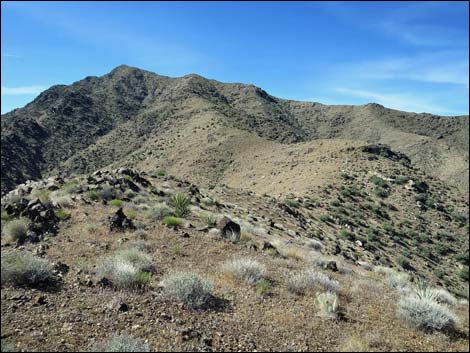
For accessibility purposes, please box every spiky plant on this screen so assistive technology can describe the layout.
[169,192,190,218]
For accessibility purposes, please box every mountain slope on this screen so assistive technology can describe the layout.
[1,65,469,196]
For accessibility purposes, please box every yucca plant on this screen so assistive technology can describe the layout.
[413,278,437,301]
[169,192,190,218]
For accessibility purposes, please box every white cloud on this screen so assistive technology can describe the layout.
[341,52,469,86]
[1,86,47,95]
[335,87,462,115]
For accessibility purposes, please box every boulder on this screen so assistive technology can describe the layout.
[216,217,240,242]
[109,208,135,231]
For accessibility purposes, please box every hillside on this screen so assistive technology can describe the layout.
[1,65,469,197]
[0,162,469,351]
[1,65,469,352]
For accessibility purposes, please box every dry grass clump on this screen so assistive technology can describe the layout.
[160,272,213,308]
[97,249,152,289]
[147,203,174,221]
[288,268,339,294]
[1,251,55,287]
[398,295,458,331]
[223,258,267,284]
[3,217,31,243]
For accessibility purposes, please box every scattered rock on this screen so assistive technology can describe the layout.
[109,208,135,231]
[216,217,240,242]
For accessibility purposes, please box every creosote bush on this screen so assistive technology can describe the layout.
[161,272,213,308]
[1,251,55,287]
[91,333,151,352]
[3,217,31,243]
[223,258,266,284]
[169,192,190,218]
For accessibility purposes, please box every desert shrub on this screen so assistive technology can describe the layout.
[1,251,55,287]
[134,229,148,240]
[125,209,137,219]
[147,204,173,221]
[63,180,81,194]
[459,267,469,282]
[98,185,117,201]
[432,288,458,306]
[374,187,389,198]
[109,199,123,207]
[370,175,388,188]
[315,292,339,318]
[92,333,151,352]
[223,258,267,284]
[124,189,136,199]
[395,175,409,185]
[132,195,147,205]
[88,190,99,201]
[305,239,322,251]
[288,269,339,294]
[1,341,16,352]
[3,218,31,243]
[163,216,183,228]
[456,252,469,265]
[398,295,458,331]
[320,214,332,223]
[257,279,272,295]
[98,249,152,289]
[169,192,190,218]
[160,272,213,308]
[156,170,166,177]
[200,213,217,227]
[55,209,70,221]
[51,194,74,208]
[284,199,300,208]
[375,267,410,292]
[1,210,13,222]
[412,279,437,301]
[397,256,411,269]
[339,230,355,241]
[201,197,215,206]
[415,193,429,203]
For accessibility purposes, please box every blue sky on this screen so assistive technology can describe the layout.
[1,1,469,115]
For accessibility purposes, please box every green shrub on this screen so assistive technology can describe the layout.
[374,187,389,198]
[339,229,355,241]
[370,175,388,188]
[55,209,70,221]
[109,199,123,207]
[456,253,469,265]
[163,216,183,228]
[397,256,411,269]
[3,218,31,243]
[161,272,213,308]
[1,210,13,222]
[459,267,469,282]
[257,279,272,295]
[88,190,99,201]
[1,251,55,287]
[156,170,166,177]
[320,215,332,223]
[169,192,190,218]
[395,175,409,185]
[284,199,300,208]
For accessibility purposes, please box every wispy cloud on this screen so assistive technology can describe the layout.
[341,51,469,86]
[335,88,463,115]
[1,85,47,95]
[1,52,21,58]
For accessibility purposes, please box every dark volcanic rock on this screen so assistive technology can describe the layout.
[216,217,240,242]
[109,208,135,231]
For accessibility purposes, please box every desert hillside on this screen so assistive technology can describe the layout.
[1,65,469,197]
[1,66,469,352]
